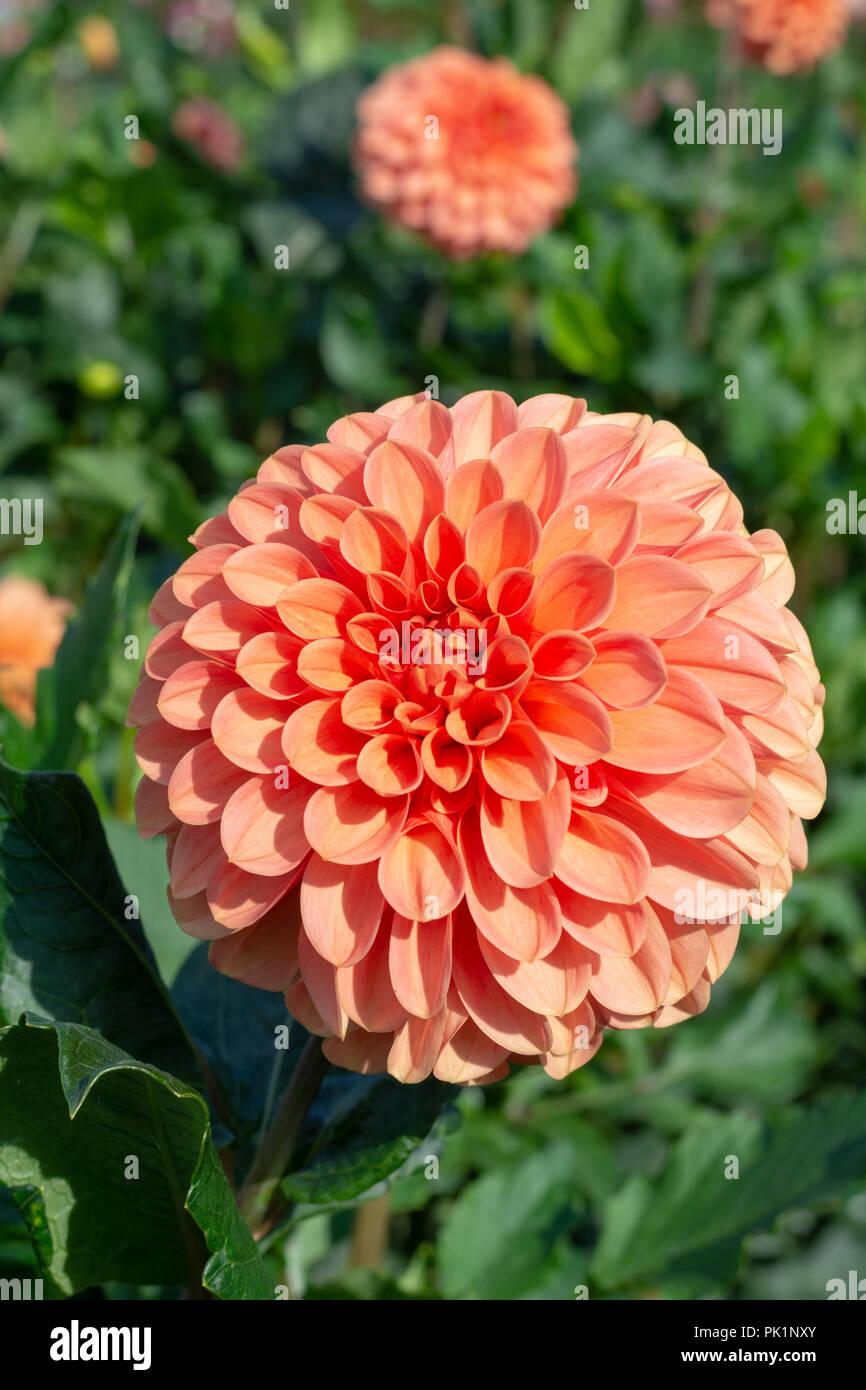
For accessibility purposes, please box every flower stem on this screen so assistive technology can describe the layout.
[237,1036,329,1239]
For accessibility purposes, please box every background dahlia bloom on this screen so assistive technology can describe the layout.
[130,391,826,1085]
[353,47,578,259]
[706,0,848,72]
[0,575,69,724]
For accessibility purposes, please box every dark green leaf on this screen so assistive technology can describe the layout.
[592,1095,866,1289]
[0,755,201,1085]
[283,1070,455,1205]
[0,1016,272,1299]
[436,1142,584,1300]
[35,510,139,771]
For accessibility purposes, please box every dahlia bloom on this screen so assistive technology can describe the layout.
[130,391,826,1085]
[353,47,578,260]
[706,0,848,72]
[166,0,235,57]
[0,575,69,725]
[172,98,244,172]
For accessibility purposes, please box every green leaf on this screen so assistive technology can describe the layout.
[0,1016,272,1299]
[104,817,197,987]
[549,0,629,103]
[592,1094,866,1290]
[283,1071,455,1206]
[436,1142,584,1300]
[0,756,200,1086]
[34,510,139,771]
[540,288,622,381]
[666,981,819,1104]
[172,942,293,1156]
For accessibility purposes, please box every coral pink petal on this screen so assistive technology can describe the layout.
[389,913,452,1019]
[606,669,727,773]
[604,555,713,639]
[158,660,243,731]
[556,810,651,904]
[490,427,567,523]
[220,775,311,875]
[479,773,571,889]
[589,904,672,1015]
[300,856,384,967]
[283,696,365,785]
[211,688,286,773]
[168,739,249,825]
[303,783,409,864]
[378,820,465,920]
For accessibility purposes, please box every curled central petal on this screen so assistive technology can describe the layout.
[131,389,826,1086]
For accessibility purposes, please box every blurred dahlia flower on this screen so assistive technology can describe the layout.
[166,0,235,57]
[131,391,826,1085]
[353,47,577,259]
[0,575,69,725]
[172,97,243,172]
[706,0,848,72]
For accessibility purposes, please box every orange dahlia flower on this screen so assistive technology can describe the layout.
[706,0,848,72]
[353,47,578,259]
[0,575,69,725]
[130,391,826,1084]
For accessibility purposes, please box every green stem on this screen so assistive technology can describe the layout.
[237,1037,328,1238]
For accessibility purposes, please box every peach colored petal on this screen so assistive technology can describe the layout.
[221,775,310,875]
[480,720,557,801]
[478,930,591,1016]
[534,492,640,573]
[135,776,176,839]
[388,1011,447,1084]
[363,440,445,545]
[603,555,712,639]
[209,896,301,990]
[605,669,727,773]
[211,687,286,773]
[277,578,363,641]
[236,630,306,700]
[613,719,756,837]
[135,722,207,784]
[338,923,408,1034]
[378,820,465,920]
[588,903,672,1014]
[490,427,567,523]
[465,499,541,585]
[168,739,249,825]
[389,913,452,1018]
[222,542,317,606]
[479,772,571,889]
[556,887,649,958]
[282,697,365,785]
[303,783,409,864]
[520,679,613,764]
[433,1020,510,1083]
[451,909,551,1055]
[532,552,616,633]
[157,660,244,731]
[444,459,504,532]
[357,733,424,797]
[459,811,562,962]
[556,810,651,904]
[580,631,668,710]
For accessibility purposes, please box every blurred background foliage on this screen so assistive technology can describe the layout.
[1,0,866,1300]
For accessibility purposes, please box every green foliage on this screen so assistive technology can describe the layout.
[0,1016,272,1299]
